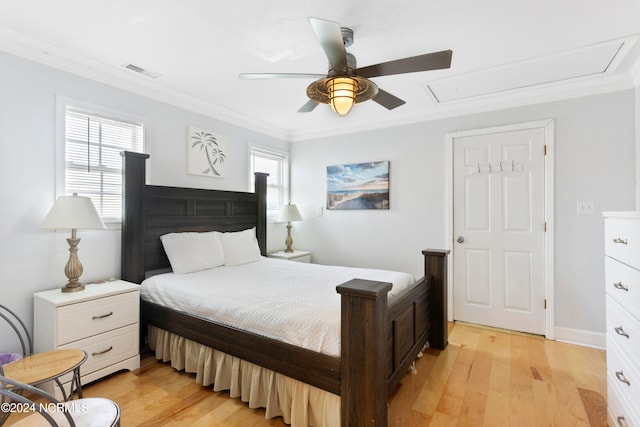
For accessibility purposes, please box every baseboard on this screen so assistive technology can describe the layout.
[554,326,605,349]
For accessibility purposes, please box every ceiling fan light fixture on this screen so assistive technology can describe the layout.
[306,75,378,117]
[328,77,356,116]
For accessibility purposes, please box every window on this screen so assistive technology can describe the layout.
[249,146,288,221]
[63,106,144,225]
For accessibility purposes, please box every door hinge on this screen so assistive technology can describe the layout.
[544,222,547,232]
[544,145,547,155]
[544,299,547,309]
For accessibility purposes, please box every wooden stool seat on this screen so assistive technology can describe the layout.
[2,349,87,400]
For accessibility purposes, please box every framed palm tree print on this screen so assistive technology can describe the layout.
[187,126,227,178]
[327,161,390,210]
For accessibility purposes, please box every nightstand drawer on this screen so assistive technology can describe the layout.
[58,323,139,377]
[606,257,640,320]
[605,217,640,269]
[56,291,139,345]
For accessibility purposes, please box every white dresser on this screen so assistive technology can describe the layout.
[34,280,140,397]
[604,212,640,427]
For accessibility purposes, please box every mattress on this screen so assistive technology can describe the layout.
[140,257,416,357]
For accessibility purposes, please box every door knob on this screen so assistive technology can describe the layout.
[456,236,465,244]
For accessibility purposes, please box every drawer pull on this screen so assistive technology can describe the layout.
[613,237,628,245]
[92,311,114,320]
[615,326,630,338]
[616,415,628,427]
[613,282,629,291]
[615,370,631,386]
[91,346,113,356]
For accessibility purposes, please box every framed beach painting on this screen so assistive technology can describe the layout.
[326,161,390,210]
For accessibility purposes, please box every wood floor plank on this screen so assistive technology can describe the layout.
[483,330,511,426]
[8,323,604,427]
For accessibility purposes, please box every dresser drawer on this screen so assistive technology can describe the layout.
[58,323,139,377]
[607,338,640,424]
[605,217,640,268]
[56,291,139,345]
[606,257,640,320]
[608,368,640,427]
[606,297,640,360]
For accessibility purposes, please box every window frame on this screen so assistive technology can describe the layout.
[56,97,147,228]
[248,145,289,223]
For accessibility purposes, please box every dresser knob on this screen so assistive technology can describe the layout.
[615,326,630,338]
[613,237,628,245]
[615,370,631,386]
[613,282,629,292]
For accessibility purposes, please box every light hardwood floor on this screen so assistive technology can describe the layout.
[6,322,608,426]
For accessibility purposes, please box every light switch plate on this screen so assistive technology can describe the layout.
[577,201,595,215]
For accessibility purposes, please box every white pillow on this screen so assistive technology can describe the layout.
[220,228,262,266]
[160,231,225,274]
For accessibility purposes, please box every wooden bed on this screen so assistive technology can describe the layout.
[120,151,449,427]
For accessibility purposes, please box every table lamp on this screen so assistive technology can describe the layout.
[277,204,303,253]
[42,194,106,292]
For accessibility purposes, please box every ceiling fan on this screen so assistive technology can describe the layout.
[240,17,452,117]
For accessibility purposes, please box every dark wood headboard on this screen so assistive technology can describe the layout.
[120,151,268,283]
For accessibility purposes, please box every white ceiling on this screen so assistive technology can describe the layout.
[1,0,639,141]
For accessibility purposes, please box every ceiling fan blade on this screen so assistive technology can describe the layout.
[356,50,452,78]
[373,89,406,110]
[239,73,325,79]
[308,17,348,73]
[298,99,319,113]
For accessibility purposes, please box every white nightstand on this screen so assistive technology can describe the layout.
[268,250,311,263]
[33,280,140,397]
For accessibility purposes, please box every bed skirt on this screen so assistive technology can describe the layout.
[148,326,340,426]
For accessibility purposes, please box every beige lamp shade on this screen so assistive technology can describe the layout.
[277,204,303,223]
[42,194,106,230]
[42,194,105,292]
[278,204,302,253]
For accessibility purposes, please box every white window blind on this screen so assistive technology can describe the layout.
[64,107,144,224]
[249,147,288,221]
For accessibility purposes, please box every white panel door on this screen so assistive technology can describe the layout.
[452,125,546,334]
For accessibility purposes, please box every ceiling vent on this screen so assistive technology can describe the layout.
[122,63,162,79]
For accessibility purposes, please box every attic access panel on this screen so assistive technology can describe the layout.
[424,38,630,103]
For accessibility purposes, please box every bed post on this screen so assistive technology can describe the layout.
[422,249,450,349]
[254,172,268,256]
[121,151,150,284]
[337,279,392,427]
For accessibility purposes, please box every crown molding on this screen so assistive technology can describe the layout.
[0,24,635,144]
[288,72,634,142]
[0,26,291,141]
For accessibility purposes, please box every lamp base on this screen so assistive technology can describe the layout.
[62,283,86,293]
[61,235,85,293]
[284,223,294,253]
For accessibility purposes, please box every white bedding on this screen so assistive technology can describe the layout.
[140,257,416,357]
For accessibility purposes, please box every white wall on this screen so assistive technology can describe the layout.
[0,51,289,352]
[1,48,636,353]
[291,90,636,338]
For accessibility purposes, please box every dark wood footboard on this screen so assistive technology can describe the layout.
[338,250,449,427]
